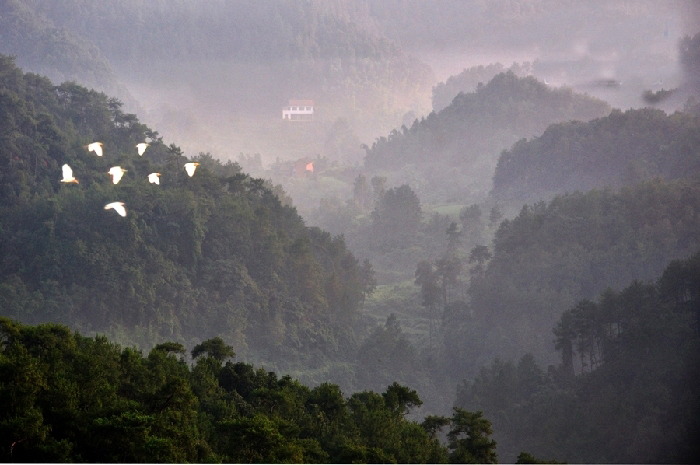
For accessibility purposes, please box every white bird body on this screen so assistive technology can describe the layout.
[108,166,126,184]
[87,142,103,156]
[148,172,161,185]
[136,143,149,156]
[104,202,127,217]
[60,164,78,183]
[184,162,200,177]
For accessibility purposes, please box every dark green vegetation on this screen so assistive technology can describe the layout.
[361,72,610,203]
[456,251,700,463]
[464,179,700,366]
[1,318,505,463]
[493,108,700,203]
[0,55,375,376]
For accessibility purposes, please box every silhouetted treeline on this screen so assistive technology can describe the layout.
[493,107,700,203]
[455,251,700,463]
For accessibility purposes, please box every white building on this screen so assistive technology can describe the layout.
[283,99,314,121]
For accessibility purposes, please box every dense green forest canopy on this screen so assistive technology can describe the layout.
[361,72,610,203]
[456,251,700,463]
[449,179,700,370]
[0,317,511,463]
[493,107,700,203]
[0,54,375,376]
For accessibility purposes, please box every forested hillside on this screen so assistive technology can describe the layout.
[493,107,700,203]
[457,180,700,369]
[13,0,432,144]
[0,0,436,168]
[27,0,396,64]
[456,251,700,463]
[0,0,136,112]
[1,318,510,463]
[0,55,374,376]
[362,72,610,203]
[431,62,531,112]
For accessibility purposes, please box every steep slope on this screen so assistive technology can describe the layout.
[0,55,374,373]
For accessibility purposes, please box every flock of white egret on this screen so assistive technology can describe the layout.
[60,142,200,217]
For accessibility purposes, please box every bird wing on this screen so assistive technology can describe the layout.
[105,202,127,216]
[62,164,72,179]
[108,167,124,184]
[89,143,103,156]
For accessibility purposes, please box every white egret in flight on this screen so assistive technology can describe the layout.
[104,202,127,217]
[60,164,78,183]
[136,143,149,156]
[184,162,200,177]
[87,142,103,156]
[108,166,126,184]
[148,172,161,185]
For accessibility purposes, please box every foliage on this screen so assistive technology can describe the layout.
[0,319,513,462]
[432,62,531,112]
[362,71,610,202]
[455,251,700,463]
[493,108,700,203]
[447,408,498,464]
[370,184,423,252]
[466,179,700,365]
[0,55,375,374]
[0,0,120,97]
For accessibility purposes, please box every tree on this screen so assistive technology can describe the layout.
[488,204,503,228]
[191,337,235,362]
[415,260,441,348]
[468,245,492,277]
[359,258,377,306]
[382,382,422,417]
[421,415,451,439]
[459,204,485,246]
[370,184,422,251]
[447,408,498,464]
[436,256,462,305]
[353,174,372,210]
[446,222,461,256]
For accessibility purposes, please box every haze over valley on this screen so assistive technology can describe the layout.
[1,1,700,462]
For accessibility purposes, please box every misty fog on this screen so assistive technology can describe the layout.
[1,0,700,462]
